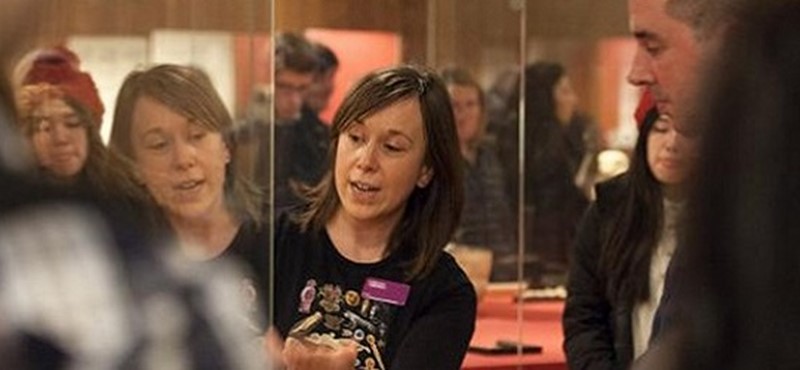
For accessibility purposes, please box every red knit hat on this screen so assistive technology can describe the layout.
[634,88,656,129]
[22,46,104,128]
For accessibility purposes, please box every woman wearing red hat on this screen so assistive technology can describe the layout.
[15,47,157,230]
[17,47,105,177]
[563,92,699,369]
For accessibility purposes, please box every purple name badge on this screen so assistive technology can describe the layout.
[361,277,411,306]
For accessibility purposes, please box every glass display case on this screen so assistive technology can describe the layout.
[6,0,639,367]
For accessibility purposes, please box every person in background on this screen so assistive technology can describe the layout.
[440,66,516,281]
[484,67,519,138]
[284,40,340,204]
[273,32,325,211]
[15,46,160,235]
[270,65,476,370]
[496,61,591,285]
[562,92,699,369]
[109,64,269,334]
[16,47,104,180]
[634,2,800,369]
[239,34,328,209]
[274,33,318,125]
[304,41,339,117]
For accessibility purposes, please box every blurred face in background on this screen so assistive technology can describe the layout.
[554,75,578,125]
[448,84,483,150]
[306,67,337,114]
[647,114,699,196]
[275,69,313,121]
[130,96,230,221]
[29,97,89,178]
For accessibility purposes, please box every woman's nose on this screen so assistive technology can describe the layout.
[172,141,197,169]
[355,143,378,171]
[665,130,682,152]
[50,123,71,143]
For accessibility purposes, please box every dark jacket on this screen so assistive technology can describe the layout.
[563,176,633,370]
[274,106,331,212]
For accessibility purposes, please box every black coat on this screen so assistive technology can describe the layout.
[562,177,633,370]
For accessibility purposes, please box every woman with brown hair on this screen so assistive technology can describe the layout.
[109,64,268,333]
[563,93,700,369]
[271,65,476,370]
[440,66,516,281]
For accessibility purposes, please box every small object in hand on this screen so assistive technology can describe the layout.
[304,332,343,349]
[288,312,350,350]
[288,311,323,338]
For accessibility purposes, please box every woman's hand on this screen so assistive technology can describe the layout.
[263,327,287,369]
[282,336,358,370]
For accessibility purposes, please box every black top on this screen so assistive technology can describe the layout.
[0,169,267,369]
[562,176,632,370]
[218,218,271,332]
[273,213,477,370]
[274,107,331,212]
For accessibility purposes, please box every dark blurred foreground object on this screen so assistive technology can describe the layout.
[0,168,266,369]
[638,1,800,370]
[0,103,264,369]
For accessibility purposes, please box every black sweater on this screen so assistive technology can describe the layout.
[273,213,477,370]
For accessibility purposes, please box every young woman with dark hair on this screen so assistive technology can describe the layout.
[271,65,476,370]
[496,61,593,283]
[563,94,699,369]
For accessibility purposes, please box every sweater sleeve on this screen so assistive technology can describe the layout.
[388,260,477,370]
[563,203,618,370]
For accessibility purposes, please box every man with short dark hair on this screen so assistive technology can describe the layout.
[563,1,750,368]
[273,33,332,211]
[283,41,340,211]
[274,33,318,123]
[627,0,748,359]
[304,42,339,115]
[627,0,746,134]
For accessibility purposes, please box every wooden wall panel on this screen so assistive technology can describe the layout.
[38,0,271,36]
[527,0,628,39]
[30,0,628,67]
[275,0,428,65]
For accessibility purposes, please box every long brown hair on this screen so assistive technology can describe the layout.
[598,108,664,305]
[295,65,464,280]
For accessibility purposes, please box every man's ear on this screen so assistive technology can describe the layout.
[416,166,434,188]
